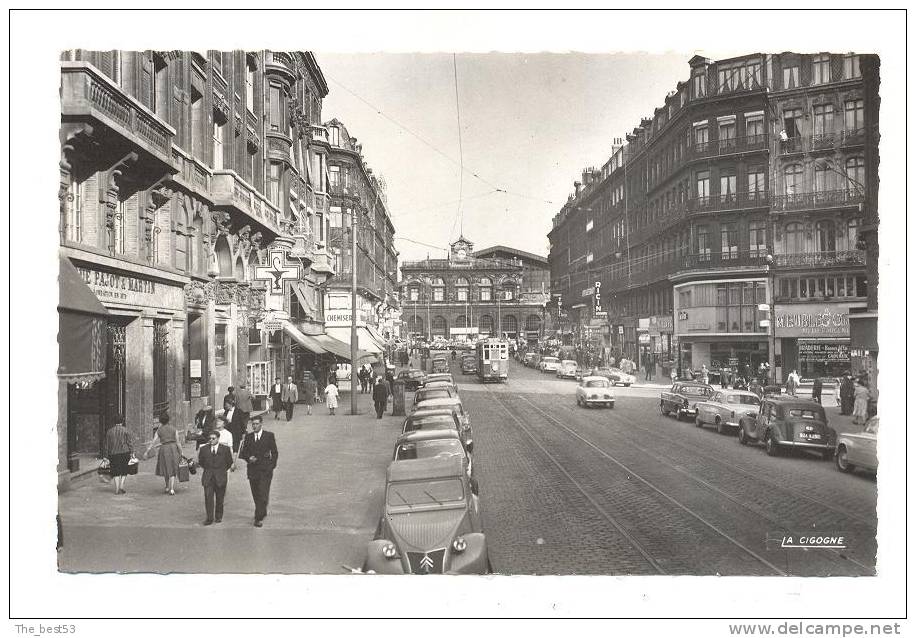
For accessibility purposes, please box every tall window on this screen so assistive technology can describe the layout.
[269,84,282,132]
[408,284,419,302]
[843,54,861,79]
[246,57,256,113]
[66,179,83,243]
[784,222,805,254]
[846,157,865,195]
[694,124,708,151]
[479,314,494,335]
[846,218,862,251]
[329,126,340,147]
[783,108,802,138]
[783,65,799,89]
[267,162,281,206]
[815,220,836,253]
[814,162,832,194]
[812,104,835,140]
[718,66,736,93]
[812,54,831,85]
[214,324,227,365]
[696,170,710,199]
[693,72,706,98]
[718,118,736,151]
[212,110,226,170]
[502,281,515,301]
[153,54,169,118]
[784,164,803,196]
[190,88,204,159]
[845,99,864,133]
[744,62,762,88]
[329,165,340,191]
[479,277,492,302]
[746,114,765,143]
[720,223,738,259]
[697,225,710,259]
[748,168,766,200]
[749,220,767,256]
[455,277,469,302]
[431,277,445,302]
[719,172,736,203]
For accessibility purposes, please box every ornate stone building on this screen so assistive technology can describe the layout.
[58,50,334,487]
[400,237,550,343]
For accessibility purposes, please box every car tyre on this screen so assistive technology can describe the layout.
[835,446,854,473]
[765,432,780,457]
[715,417,725,435]
[625,383,631,387]
[694,414,704,428]
[737,425,748,445]
[660,402,669,417]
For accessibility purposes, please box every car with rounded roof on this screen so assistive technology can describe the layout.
[392,428,473,479]
[576,376,615,408]
[395,369,426,392]
[694,389,762,434]
[423,373,456,386]
[556,359,578,379]
[523,352,540,368]
[538,356,560,373]
[737,396,836,459]
[460,355,478,375]
[835,416,878,474]
[660,381,714,420]
[412,385,459,408]
[431,357,450,374]
[364,457,488,574]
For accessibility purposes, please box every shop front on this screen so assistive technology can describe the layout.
[641,315,674,378]
[775,301,865,379]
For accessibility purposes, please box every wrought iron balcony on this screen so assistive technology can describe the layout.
[690,134,769,159]
[60,62,176,169]
[678,250,768,272]
[771,189,864,213]
[774,250,865,268]
[310,125,330,145]
[688,190,769,214]
[809,133,837,150]
[840,128,866,147]
[779,136,805,155]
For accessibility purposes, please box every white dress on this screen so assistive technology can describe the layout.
[325,384,340,409]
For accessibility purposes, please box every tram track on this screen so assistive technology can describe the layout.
[483,383,787,576]
[547,396,875,576]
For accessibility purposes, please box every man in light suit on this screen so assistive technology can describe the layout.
[197,431,235,525]
[240,416,278,527]
[280,375,298,422]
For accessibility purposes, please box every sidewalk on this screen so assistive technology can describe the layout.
[57,389,406,573]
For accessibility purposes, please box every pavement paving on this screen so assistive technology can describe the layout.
[57,388,405,573]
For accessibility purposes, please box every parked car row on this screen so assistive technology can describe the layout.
[363,371,490,574]
[659,382,878,474]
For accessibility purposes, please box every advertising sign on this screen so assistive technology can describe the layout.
[798,342,851,363]
[774,303,864,338]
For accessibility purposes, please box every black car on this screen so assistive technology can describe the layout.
[737,396,836,459]
[396,369,426,391]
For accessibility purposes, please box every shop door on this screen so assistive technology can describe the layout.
[152,319,169,419]
[105,322,127,429]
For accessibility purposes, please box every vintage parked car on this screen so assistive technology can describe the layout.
[694,389,762,434]
[523,352,540,368]
[431,357,450,374]
[576,376,615,408]
[395,369,426,392]
[835,416,878,474]
[606,367,636,387]
[556,360,579,379]
[413,397,471,430]
[412,385,459,407]
[737,397,836,459]
[538,356,560,373]
[660,381,714,419]
[392,428,473,479]
[364,457,489,574]
[460,355,478,375]
[423,373,456,386]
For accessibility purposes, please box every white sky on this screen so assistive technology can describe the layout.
[318,51,688,261]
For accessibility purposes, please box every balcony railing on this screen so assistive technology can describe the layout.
[810,133,836,150]
[779,136,805,155]
[311,125,330,145]
[774,250,865,268]
[211,170,282,235]
[840,128,866,146]
[688,190,769,214]
[771,189,864,212]
[678,250,768,271]
[60,62,176,166]
[690,134,769,159]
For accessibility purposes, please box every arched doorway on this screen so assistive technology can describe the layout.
[214,235,233,277]
[501,314,518,338]
[479,314,494,336]
[431,315,448,337]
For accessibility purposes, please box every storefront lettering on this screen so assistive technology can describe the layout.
[79,268,157,295]
[775,307,848,332]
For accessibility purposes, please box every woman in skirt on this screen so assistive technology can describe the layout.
[302,371,317,416]
[146,413,182,495]
[104,422,134,495]
[324,382,340,416]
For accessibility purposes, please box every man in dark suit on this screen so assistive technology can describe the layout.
[240,415,278,527]
[223,398,246,454]
[197,431,235,525]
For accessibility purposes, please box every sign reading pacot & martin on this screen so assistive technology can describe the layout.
[78,266,183,310]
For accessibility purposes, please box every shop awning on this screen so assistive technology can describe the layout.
[313,332,377,364]
[282,322,327,354]
[363,324,390,351]
[58,255,109,384]
[290,281,317,316]
[326,326,385,354]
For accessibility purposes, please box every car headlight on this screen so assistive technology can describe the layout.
[452,536,467,553]
[381,543,398,559]
[604,394,611,399]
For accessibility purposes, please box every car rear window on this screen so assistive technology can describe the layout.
[681,386,711,396]
[417,389,452,401]
[727,394,760,405]
[788,408,821,419]
[543,357,558,363]
[585,379,609,388]
[405,416,458,432]
[395,439,465,461]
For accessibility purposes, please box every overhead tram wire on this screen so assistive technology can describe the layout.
[453,52,465,241]
[325,73,557,207]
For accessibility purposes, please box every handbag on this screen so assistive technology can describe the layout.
[177,457,190,482]
[97,459,112,483]
[126,455,140,476]
[182,455,198,475]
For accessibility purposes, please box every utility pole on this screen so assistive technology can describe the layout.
[765,253,777,386]
[350,208,359,415]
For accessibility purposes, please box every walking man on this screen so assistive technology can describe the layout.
[241,416,278,527]
[197,430,234,525]
[811,377,823,404]
[270,377,283,419]
[234,381,253,426]
[223,398,245,454]
[372,377,390,419]
[281,375,298,421]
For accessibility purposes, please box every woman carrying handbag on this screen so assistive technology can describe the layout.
[103,421,136,495]
[145,413,182,495]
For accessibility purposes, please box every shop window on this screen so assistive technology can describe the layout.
[215,324,227,365]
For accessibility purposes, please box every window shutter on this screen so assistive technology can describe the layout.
[140,55,153,109]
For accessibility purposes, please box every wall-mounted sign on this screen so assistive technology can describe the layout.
[581,287,594,297]
[678,311,689,321]
[78,266,183,310]
[774,303,862,338]
[798,342,851,363]
[190,359,202,377]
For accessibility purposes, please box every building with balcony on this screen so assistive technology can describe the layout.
[323,119,399,356]
[400,237,550,343]
[548,51,876,381]
[57,50,334,487]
